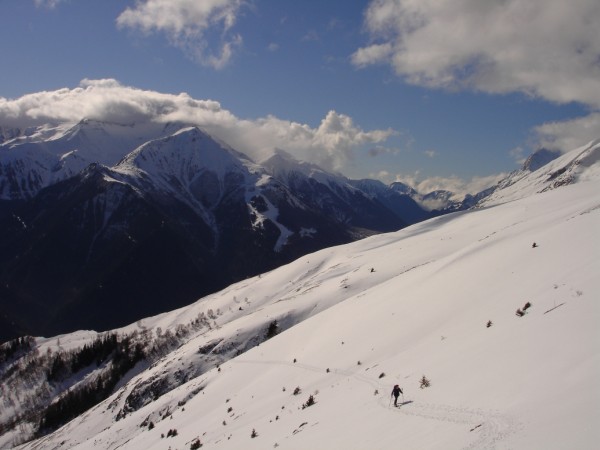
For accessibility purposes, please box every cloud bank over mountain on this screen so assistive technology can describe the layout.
[394,172,508,204]
[533,112,600,153]
[0,79,394,173]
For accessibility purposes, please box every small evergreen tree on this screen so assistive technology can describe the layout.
[265,321,279,339]
[420,375,431,389]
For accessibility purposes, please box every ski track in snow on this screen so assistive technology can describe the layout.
[393,401,519,450]
[233,358,518,449]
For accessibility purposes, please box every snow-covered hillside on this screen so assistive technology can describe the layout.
[479,139,600,206]
[4,144,599,450]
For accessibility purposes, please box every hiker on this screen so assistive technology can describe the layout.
[391,384,403,406]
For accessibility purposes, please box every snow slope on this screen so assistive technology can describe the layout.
[11,145,600,449]
[479,139,600,206]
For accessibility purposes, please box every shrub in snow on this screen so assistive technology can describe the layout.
[190,438,202,449]
[486,320,493,328]
[517,302,532,317]
[379,372,386,379]
[293,386,301,395]
[420,375,431,389]
[251,428,258,438]
[148,421,154,430]
[166,428,178,437]
[302,395,316,409]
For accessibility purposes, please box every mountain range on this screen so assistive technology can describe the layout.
[0,138,598,449]
[0,119,580,341]
[0,120,423,340]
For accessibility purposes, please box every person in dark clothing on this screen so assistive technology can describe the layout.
[391,384,403,406]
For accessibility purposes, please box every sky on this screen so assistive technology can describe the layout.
[1,0,599,197]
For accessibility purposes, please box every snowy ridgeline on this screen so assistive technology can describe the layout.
[0,143,599,449]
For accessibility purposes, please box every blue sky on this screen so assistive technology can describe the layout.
[1,0,599,196]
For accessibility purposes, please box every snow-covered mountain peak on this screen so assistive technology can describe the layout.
[522,148,561,172]
[115,126,257,183]
[262,149,313,176]
[349,177,388,196]
[389,180,418,196]
[0,120,195,199]
[262,148,348,186]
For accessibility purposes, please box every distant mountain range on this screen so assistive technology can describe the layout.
[0,119,573,340]
[0,121,416,340]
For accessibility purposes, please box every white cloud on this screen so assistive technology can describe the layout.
[0,79,395,172]
[116,0,245,69]
[34,0,65,8]
[394,172,506,200]
[367,145,391,157]
[301,30,320,42]
[532,113,600,152]
[351,42,393,67]
[374,170,391,180]
[353,0,600,108]
[509,146,526,164]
